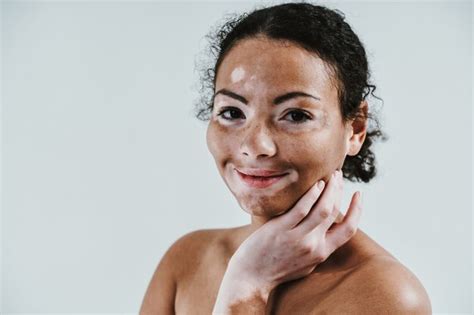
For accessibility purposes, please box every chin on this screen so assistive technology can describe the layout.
[238,196,289,218]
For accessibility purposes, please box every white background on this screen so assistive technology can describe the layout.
[2,0,472,313]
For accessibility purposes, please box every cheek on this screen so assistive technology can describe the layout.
[287,135,327,167]
[286,134,342,182]
[206,122,236,163]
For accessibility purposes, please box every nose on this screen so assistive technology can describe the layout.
[240,123,277,159]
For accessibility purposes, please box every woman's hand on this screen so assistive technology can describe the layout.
[230,169,362,290]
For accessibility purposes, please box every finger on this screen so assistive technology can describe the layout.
[324,191,363,253]
[294,169,342,235]
[274,179,326,230]
[328,210,345,229]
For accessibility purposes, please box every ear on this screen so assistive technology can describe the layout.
[346,100,368,156]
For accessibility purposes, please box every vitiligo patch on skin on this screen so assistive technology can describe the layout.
[243,75,260,93]
[231,66,246,83]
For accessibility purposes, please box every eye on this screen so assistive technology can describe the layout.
[217,107,242,120]
[283,109,312,124]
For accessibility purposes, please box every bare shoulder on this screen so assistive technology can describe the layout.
[160,228,227,277]
[329,255,432,314]
[139,228,226,314]
[273,231,432,315]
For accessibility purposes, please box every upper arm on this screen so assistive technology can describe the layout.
[333,257,432,314]
[139,229,216,315]
[139,240,178,314]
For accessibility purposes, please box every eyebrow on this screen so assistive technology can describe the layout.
[213,88,321,105]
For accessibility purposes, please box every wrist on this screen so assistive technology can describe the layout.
[213,265,274,314]
[226,256,276,296]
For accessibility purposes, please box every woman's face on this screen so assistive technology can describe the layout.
[206,37,361,219]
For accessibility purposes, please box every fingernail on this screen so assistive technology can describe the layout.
[317,180,325,189]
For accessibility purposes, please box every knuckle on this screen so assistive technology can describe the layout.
[319,207,331,219]
[296,208,307,220]
[312,251,326,263]
[301,240,314,255]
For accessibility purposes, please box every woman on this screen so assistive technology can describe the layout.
[140,3,432,314]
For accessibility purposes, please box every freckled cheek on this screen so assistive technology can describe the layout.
[206,123,238,163]
[287,137,331,180]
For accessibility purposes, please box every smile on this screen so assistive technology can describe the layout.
[235,169,288,189]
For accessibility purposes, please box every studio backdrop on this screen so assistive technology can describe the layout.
[2,0,472,313]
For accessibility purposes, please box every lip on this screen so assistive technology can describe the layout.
[235,168,289,189]
[236,168,288,177]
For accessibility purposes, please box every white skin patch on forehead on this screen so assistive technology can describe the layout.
[243,74,261,92]
[230,66,246,83]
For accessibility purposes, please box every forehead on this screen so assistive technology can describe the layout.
[215,37,338,96]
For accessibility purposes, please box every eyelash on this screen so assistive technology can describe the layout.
[216,107,312,124]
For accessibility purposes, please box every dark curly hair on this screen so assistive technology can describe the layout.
[193,1,388,183]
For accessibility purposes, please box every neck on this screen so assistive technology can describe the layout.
[229,214,272,253]
[248,214,271,232]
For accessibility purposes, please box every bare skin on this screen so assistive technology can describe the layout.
[140,37,432,314]
[142,224,431,314]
